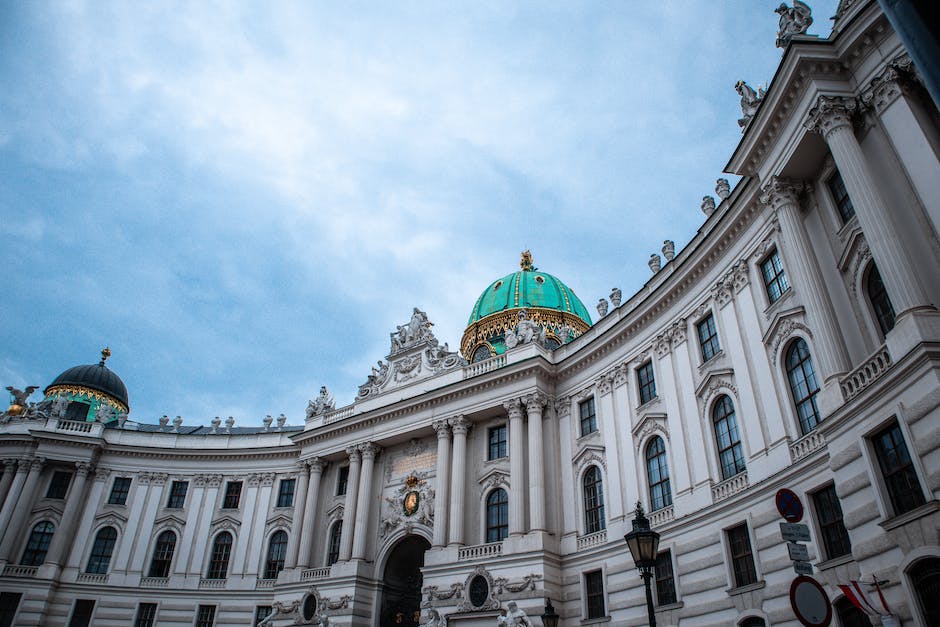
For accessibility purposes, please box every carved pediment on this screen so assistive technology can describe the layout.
[695,368,736,399]
[210,514,241,534]
[836,226,866,272]
[94,510,128,529]
[762,306,811,359]
[265,512,293,532]
[29,504,63,524]
[632,413,668,440]
[572,444,606,472]
[153,513,187,529]
[478,468,509,490]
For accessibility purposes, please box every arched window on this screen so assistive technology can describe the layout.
[646,437,672,511]
[20,521,54,566]
[785,338,821,434]
[327,521,342,566]
[148,530,176,577]
[834,597,869,627]
[910,557,940,626]
[471,346,492,363]
[583,466,606,534]
[264,531,288,579]
[205,532,233,579]
[866,264,896,336]
[85,526,118,574]
[713,395,746,480]
[485,488,508,543]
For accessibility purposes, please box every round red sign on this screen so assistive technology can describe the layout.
[789,576,832,627]
[776,488,804,523]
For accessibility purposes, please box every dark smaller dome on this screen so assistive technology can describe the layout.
[44,349,129,409]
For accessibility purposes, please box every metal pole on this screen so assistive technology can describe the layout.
[642,569,657,627]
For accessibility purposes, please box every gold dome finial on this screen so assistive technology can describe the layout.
[520,250,534,271]
[100,347,112,365]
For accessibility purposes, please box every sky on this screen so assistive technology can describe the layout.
[0,0,840,426]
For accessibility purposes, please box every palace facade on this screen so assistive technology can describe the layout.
[1,1,939,625]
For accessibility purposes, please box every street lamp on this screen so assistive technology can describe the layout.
[540,598,559,627]
[624,502,661,627]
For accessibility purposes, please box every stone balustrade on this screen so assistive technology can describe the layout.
[301,566,332,581]
[648,505,675,527]
[790,430,826,462]
[199,578,226,589]
[76,573,108,584]
[139,576,169,588]
[576,529,608,551]
[462,355,507,379]
[1,564,36,578]
[256,578,276,588]
[457,541,503,561]
[323,405,355,425]
[840,345,892,400]
[712,472,749,502]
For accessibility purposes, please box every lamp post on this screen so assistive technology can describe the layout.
[540,598,559,627]
[624,502,661,627]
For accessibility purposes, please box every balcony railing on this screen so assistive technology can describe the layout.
[199,578,226,589]
[463,355,507,379]
[140,576,169,588]
[76,573,108,584]
[790,430,826,462]
[1,564,37,578]
[256,578,276,588]
[840,345,891,400]
[323,405,355,425]
[576,529,608,551]
[648,505,675,527]
[301,567,332,581]
[55,420,94,433]
[712,472,749,502]
[458,541,503,561]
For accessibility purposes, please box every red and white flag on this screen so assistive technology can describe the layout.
[838,579,892,617]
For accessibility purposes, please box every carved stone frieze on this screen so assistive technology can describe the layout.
[493,572,543,594]
[379,474,433,538]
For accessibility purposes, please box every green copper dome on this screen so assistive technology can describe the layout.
[467,269,592,326]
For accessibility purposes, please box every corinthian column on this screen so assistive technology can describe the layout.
[524,393,547,532]
[805,96,933,318]
[297,458,325,568]
[45,461,93,567]
[338,447,361,561]
[761,176,850,379]
[352,443,380,560]
[285,460,310,569]
[431,420,451,547]
[504,399,526,536]
[448,417,470,546]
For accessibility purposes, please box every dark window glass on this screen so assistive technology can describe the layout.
[222,481,242,509]
[646,437,672,511]
[486,488,509,543]
[65,401,90,422]
[86,526,118,574]
[336,467,349,496]
[277,479,296,507]
[786,339,821,434]
[654,551,677,606]
[206,532,233,579]
[872,422,925,515]
[579,397,597,436]
[0,593,21,627]
[108,477,132,505]
[583,466,606,534]
[46,471,72,499]
[812,485,852,560]
[827,171,856,224]
[697,314,721,361]
[713,396,746,480]
[761,249,790,303]
[67,599,95,627]
[638,361,656,404]
[148,530,176,577]
[20,521,54,566]
[468,575,490,608]
[196,605,216,627]
[910,558,940,627]
[866,264,896,336]
[327,522,342,566]
[488,425,507,460]
[727,523,758,587]
[585,570,606,619]
[264,530,288,579]
[739,619,766,627]
[834,597,869,627]
[134,603,158,627]
[254,607,273,627]
[166,481,188,508]
[471,346,492,363]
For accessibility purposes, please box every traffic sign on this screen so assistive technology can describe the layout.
[793,560,814,575]
[776,489,804,522]
[789,575,831,626]
[788,542,810,561]
[780,522,811,542]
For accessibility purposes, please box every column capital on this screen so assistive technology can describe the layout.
[207,474,223,488]
[92,466,111,482]
[860,54,915,114]
[28,457,45,472]
[759,176,804,211]
[75,461,93,478]
[523,392,547,412]
[308,457,327,474]
[804,95,857,138]
[502,398,523,420]
[432,419,451,438]
[358,442,381,460]
[295,459,310,473]
[345,446,362,462]
[554,396,571,418]
[449,416,471,435]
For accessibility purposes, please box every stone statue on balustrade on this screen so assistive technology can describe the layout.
[306,385,335,418]
[736,80,765,128]
[775,1,812,48]
[391,307,434,352]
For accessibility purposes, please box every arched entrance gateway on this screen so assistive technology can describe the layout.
[379,535,431,627]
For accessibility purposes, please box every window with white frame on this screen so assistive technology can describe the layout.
[582,466,605,534]
[712,395,746,480]
[85,526,118,574]
[785,338,821,434]
[871,420,925,516]
[584,570,606,619]
[697,313,720,361]
[646,436,672,511]
[726,523,758,588]
[579,397,597,436]
[760,248,790,303]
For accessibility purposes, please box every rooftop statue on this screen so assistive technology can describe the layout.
[5,386,38,415]
[736,80,766,128]
[391,307,434,352]
[776,1,813,48]
[504,310,546,349]
[306,385,335,418]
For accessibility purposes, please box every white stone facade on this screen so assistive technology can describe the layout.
[1,2,939,625]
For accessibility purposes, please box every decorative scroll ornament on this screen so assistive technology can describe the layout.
[736,80,766,129]
[380,474,433,538]
[306,386,335,419]
[775,1,813,48]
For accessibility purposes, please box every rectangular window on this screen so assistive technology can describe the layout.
[487,425,507,460]
[697,314,721,361]
[761,249,790,303]
[108,477,132,505]
[827,171,856,224]
[0,592,22,627]
[872,421,925,516]
[277,478,296,508]
[584,570,606,619]
[46,471,73,499]
[579,397,597,436]
[134,603,158,627]
[727,523,758,588]
[254,607,273,626]
[812,484,852,560]
[222,481,242,509]
[336,466,349,496]
[637,360,657,405]
[655,551,677,606]
[166,481,188,508]
[196,605,216,627]
[67,599,95,627]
